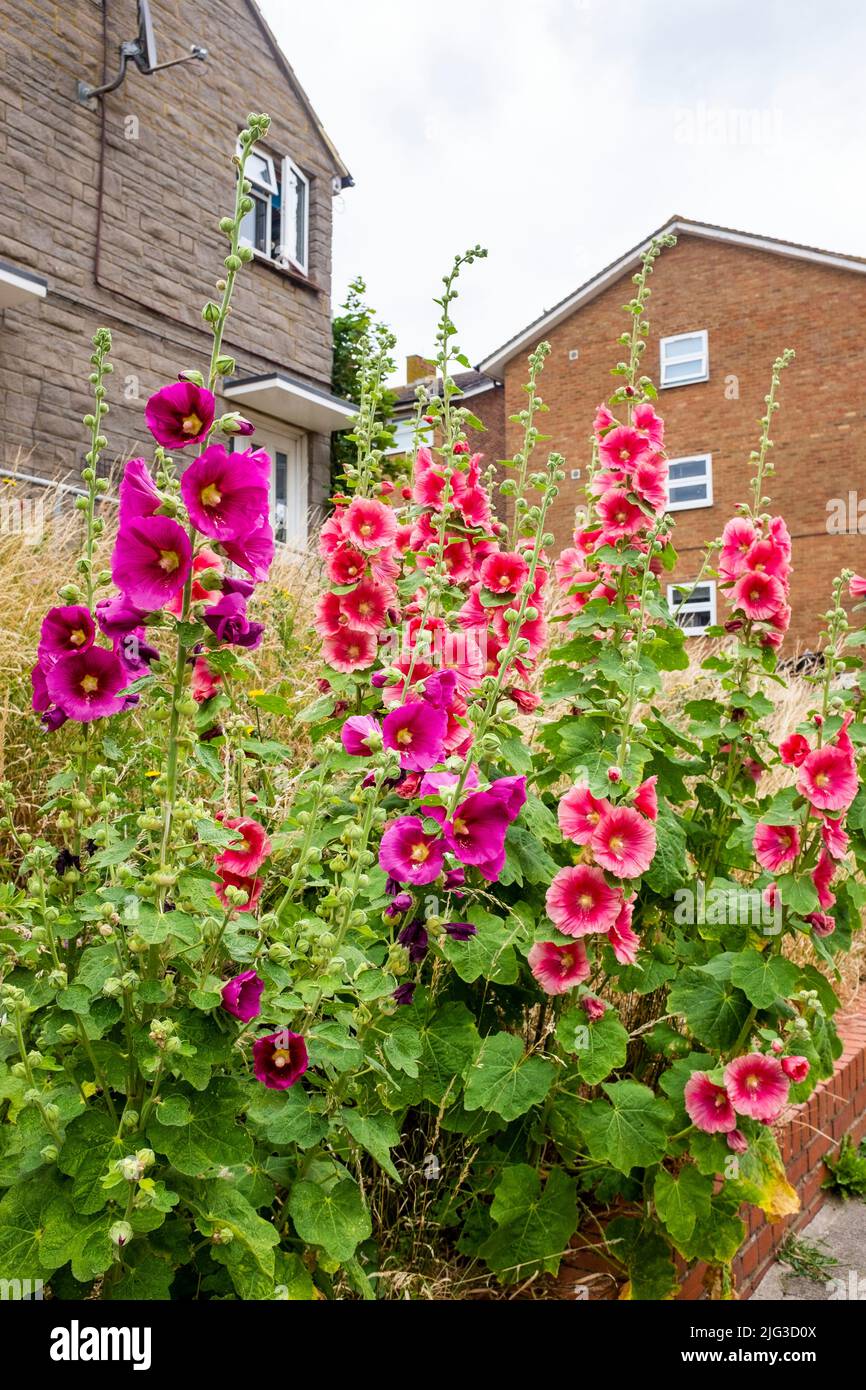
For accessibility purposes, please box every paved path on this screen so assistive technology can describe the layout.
[750,1197,866,1300]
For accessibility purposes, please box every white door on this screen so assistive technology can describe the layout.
[231,415,308,551]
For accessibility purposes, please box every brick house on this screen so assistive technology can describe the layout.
[0,0,354,547]
[478,218,866,648]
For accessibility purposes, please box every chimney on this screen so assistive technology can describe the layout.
[406,353,435,384]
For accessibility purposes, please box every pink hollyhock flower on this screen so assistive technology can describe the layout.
[383,702,447,772]
[763,882,780,910]
[724,1053,789,1121]
[45,646,128,723]
[38,605,95,661]
[590,805,656,878]
[753,822,800,872]
[731,570,785,620]
[546,864,622,937]
[684,1072,737,1133]
[727,1129,749,1153]
[327,543,367,586]
[632,401,664,444]
[768,515,792,557]
[215,816,272,875]
[314,590,346,638]
[632,776,658,821]
[180,444,269,540]
[781,1055,810,1084]
[379,815,445,885]
[558,784,612,844]
[822,816,849,860]
[421,669,458,710]
[221,969,264,1022]
[631,458,668,512]
[340,578,392,633]
[318,509,346,556]
[850,574,866,598]
[528,939,590,995]
[581,995,607,1021]
[593,403,615,436]
[445,790,510,870]
[811,848,836,909]
[322,627,377,673]
[253,1029,308,1089]
[597,488,645,539]
[779,732,811,767]
[480,550,530,595]
[797,743,858,812]
[145,380,215,449]
[191,656,221,702]
[222,514,274,583]
[215,869,262,913]
[598,425,653,470]
[341,714,382,756]
[744,537,788,581]
[112,515,192,610]
[344,497,397,552]
[439,539,474,583]
[719,517,757,578]
[118,457,162,527]
[166,547,224,616]
[606,895,640,964]
[806,911,835,937]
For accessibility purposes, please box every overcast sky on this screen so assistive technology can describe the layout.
[261,0,866,382]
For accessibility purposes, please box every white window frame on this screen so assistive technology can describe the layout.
[236,145,310,277]
[666,453,714,512]
[277,156,310,276]
[229,414,309,551]
[667,579,717,635]
[659,330,709,389]
[384,417,417,456]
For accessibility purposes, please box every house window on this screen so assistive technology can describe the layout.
[666,453,713,511]
[660,330,709,388]
[238,145,310,276]
[385,417,417,456]
[227,420,308,549]
[667,580,717,634]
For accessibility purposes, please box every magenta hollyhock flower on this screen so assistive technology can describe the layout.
[322,627,377,674]
[811,848,837,909]
[392,982,415,1006]
[118,457,162,527]
[344,497,398,552]
[727,1129,748,1153]
[45,646,128,722]
[632,401,664,445]
[486,775,527,821]
[383,701,447,772]
[731,570,785,620]
[806,911,835,937]
[528,939,590,995]
[191,656,221,702]
[606,895,640,964]
[797,743,858,812]
[590,805,656,878]
[479,550,530,595]
[444,790,510,870]
[581,995,607,1021]
[341,714,382,756]
[598,425,653,471]
[684,1072,737,1134]
[753,822,800,872]
[444,921,476,941]
[215,816,271,875]
[546,865,622,937]
[421,669,458,710]
[779,732,811,767]
[558,783,612,845]
[724,1053,789,1122]
[112,515,192,610]
[215,869,263,913]
[145,380,215,449]
[379,815,445,885]
[822,816,849,860]
[38,605,95,661]
[96,594,148,638]
[221,969,264,1022]
[202,592,263,650]
[180,444,270,540]
[781,1055,810,1084]
[252,1030,308,1089]
[222,513,275,583]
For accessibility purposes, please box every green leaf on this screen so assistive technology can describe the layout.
[289,1178,371,1262]
[189,1183,279,1299]
[463,1033,553,1121]
[556,1006,628,1085]
[729,949,801,1008]
[440,908,519,984]
[605,1215,678,1300]
[195,817,240,849]
[776,873,820,917]
[147,1080,252,1175]
[381,1026,422,1079]
[668,960,752,1049]
[273,1250,315,1300]
[386,997,480,1105]
[57,1110,123,1215]
[577,1081,672,1174]
[339,1109,402,1183]
[0,1174,72,1277]
[654,1165,713,1247]
[644,805,688,896]
[105,1247,174,1300]
[479,1165,578,1283]
[245,1086,329,1149]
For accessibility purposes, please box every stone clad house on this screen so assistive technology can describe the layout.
[478,218,866,648]
[0,0,354,548]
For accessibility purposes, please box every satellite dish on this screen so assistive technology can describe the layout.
[134,0,158,73]
[76,0,206,102]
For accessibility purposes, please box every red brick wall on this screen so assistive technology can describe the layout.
[500,235,866,648]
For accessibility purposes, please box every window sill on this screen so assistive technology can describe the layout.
[250,252,322,295]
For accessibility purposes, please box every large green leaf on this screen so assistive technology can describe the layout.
[729,949,800,1009]
[188,1182,279,1298]
[147,1081,252,1175]
[440,908,519,985]
[668,959,751,1049]
[245,1085,329,1149]
[654,1165,713,1248]
[478,1165,578,1282]
[556,1006,628,1085]
[463,1033,553,1121]
[605,1215,679,1300]
[289,1178,371,1262]
[577,1081,672,1174]
[58,1109,123,1215]
[339,1109,401,1183]
[386,997,480,1105]
[644,805,688,896]
[0,1174,73,1278]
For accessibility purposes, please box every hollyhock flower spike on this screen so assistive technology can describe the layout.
[252,1030,308,1089]
[221,969,264,1023]
[724,1053,789,1122]
[145,380,215,448]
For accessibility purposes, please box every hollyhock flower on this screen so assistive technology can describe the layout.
[398,918,428,964]
[631,457,668,512]
[797,743,858,812]
[731,570,785,620]
[437,539,473,583]
[597,489,646,539]
[203,592,264,650]
[555,549,594,590]
[118,457,162,526]
[222,514,275,583]
[340,578,392,633]
[779,732,811,767]
[486,774,527,821]
[328,543,367,586]
[145,380,215,448]
[593,403,615,435]
[444,921,476,941]
[606,896,640,965]
[850,574,866,599]
[322,627,377,674]
[180,444,269,540]
[684,1072,737,1133]
[252,1030,308,1089]
[480,550,530,595]
[379,815,445,885]
[215,817,272,875]
[727,1129,748,1153]
[632,776,658,821]
[112,514,192,609]
[724,1053,789,1121]
[215,870,263,913]
[191,656,221,702]
[822,816,849,860]
[558,784,611,845]
[444,868,466,890]
[341,714,382,756]
[632,401,664,445]
[781,1055,810,1084]
[114,627,158,680]
[763,882,780,911]
[598,425,653,471]
[344,496,397,552]
[318,509,346,555]
[590,805,656,878]
[582,996,607,1021]
[768,515,792,557]
[166,546,224,615]
[38,605,95,661]
[221,969,264,1022]
[45,647,128,722]
[421,669,458,711]
[806,911,835,937]
[745,537,788,580]
[384,891,414,918]
[383,702,447,772]
[811,848,836,909]
[719,517,757,578]
[95,593,148,639]
[528,939,590,995]
[753,822,800,872]
[444,791,510,868]
[546,864,622,937]
[313,590,346,638]
[393,982,415,1006]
